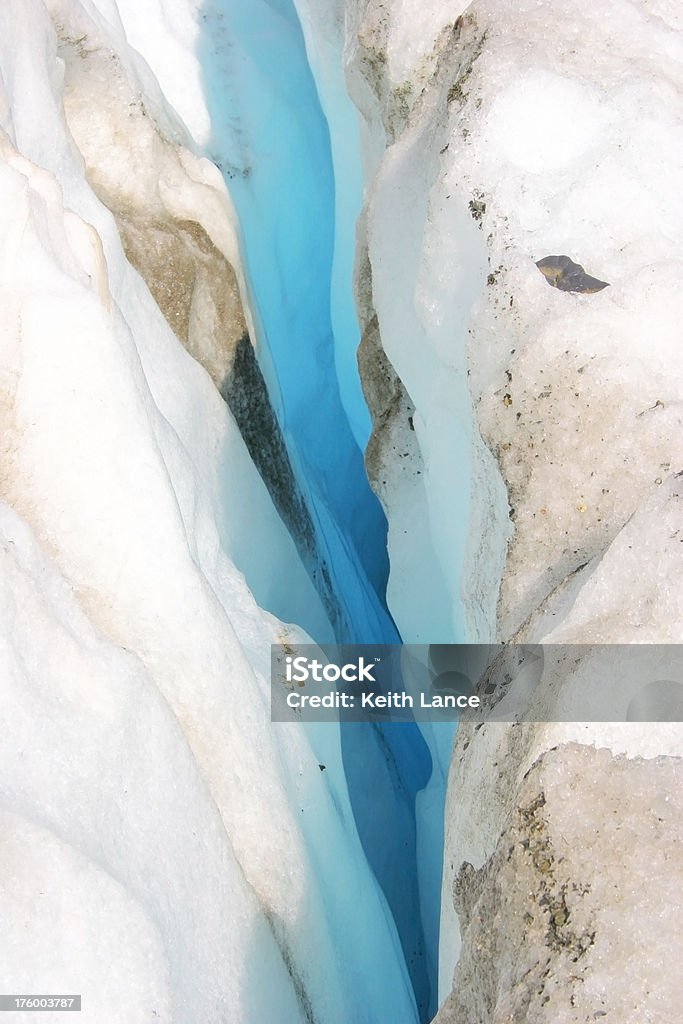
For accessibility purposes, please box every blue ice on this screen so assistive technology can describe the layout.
[198,0,391,645]
[197,2,440,1018]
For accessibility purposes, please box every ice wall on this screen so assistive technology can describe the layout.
[0,2,419,1021]
[343,0,510,646]
[333,0,683,1020]
[435,743,683,1023]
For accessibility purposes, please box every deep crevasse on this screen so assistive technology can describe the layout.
[196,0,396,646]
[5,0,683,1022]
[192,1,441,1015]
[90,0,450,1016]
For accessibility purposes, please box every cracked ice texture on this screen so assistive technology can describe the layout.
[435,743,683,1024]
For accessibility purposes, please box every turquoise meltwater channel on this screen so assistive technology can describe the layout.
[198,2,437,1017]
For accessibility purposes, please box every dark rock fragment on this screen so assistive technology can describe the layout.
[536,255,609,293]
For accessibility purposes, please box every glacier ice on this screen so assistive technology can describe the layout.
[0,2,419,1021]
[107,1,444,1016]
[4,0,683,1021]
[435,744,683,1024]
[337,0,683,1018]
[190,0,397,643]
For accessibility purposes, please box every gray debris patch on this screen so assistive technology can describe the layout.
[536,255,610,293]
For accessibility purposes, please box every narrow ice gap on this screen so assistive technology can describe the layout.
[197,0,394,646]
[193,2,459,1020]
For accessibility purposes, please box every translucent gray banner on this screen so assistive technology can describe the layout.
[271,644,683,723]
